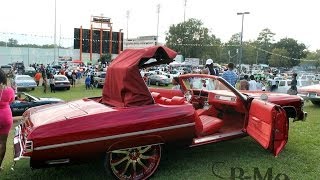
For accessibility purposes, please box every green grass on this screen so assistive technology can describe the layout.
[0,85,319,179]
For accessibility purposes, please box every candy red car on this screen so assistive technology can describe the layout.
[13,46,306,180]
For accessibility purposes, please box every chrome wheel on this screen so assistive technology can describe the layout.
[109,145,161,180]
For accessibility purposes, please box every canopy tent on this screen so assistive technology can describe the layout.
[102,46,177,107]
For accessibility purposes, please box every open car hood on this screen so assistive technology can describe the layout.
[28,99,116,128]
[102,46,177,107]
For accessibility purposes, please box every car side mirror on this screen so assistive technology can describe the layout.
[260,94,268,101]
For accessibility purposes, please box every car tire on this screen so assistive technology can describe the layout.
[67,87,70,90]
[108,144,161,180]
[31,88,35,91]
[311,101,320,105]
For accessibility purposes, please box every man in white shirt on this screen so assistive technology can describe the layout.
[248,75,257,91]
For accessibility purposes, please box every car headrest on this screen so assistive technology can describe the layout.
[151,92,161,99]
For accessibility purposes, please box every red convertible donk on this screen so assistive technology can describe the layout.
[14,46,307,180]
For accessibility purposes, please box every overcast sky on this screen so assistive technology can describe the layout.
[1,0,319,51]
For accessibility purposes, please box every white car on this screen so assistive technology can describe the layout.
[274,79,314,94]
[11,75,37,91]
[54,75,71,90]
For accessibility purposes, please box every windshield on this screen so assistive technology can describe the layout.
[16,76,33,81]
[181,77,230,91]
[300,81,313,86]
[55,76,67,81]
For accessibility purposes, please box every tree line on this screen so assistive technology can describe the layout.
[166,18,320,69]
[0,38,65,49]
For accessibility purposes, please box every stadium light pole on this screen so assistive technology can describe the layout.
[237,11,249,73]
[54,0,57,64]
[156,4,160,45]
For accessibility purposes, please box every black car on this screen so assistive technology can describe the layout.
[10,92,64,116]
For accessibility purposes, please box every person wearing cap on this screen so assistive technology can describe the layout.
[204,59,219,76]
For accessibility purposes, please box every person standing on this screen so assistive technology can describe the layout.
[85,76,92,90]
[0,69,15,170]
[204,59,219,76]
[239,75,249,90]
[222,63,238,87]
[34,71,42,86]
[49,74,55,93]
[71,71,76,87]
[288,73,298,95]
[248,75,257,91]
[256,78,263,91]
[43,75,47,93]
[171,77,181,90]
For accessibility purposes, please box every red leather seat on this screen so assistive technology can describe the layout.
[196,115,224,137]
[151,92,185,105]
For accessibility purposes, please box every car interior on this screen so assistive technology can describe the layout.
[152,77,247,139]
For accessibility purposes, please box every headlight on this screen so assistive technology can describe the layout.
[25,140,33,153]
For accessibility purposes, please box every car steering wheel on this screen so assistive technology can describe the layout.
[184,89,194,103]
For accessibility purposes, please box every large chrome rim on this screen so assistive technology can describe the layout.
[109,145,161,180]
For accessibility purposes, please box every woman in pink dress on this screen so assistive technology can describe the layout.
[0,69,15,170]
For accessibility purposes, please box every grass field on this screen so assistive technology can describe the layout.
[0,84,319,179]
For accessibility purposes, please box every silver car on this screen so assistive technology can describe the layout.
[11,75,37,91]
[54,75,71,90]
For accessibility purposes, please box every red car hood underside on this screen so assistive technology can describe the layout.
[29,99,116,128]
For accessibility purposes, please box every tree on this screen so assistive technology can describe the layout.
[273,38,307,67]
[242,41,258,65]
[165,18,221,61]
[305,50,320,71]
[221,33,240,64]
[269,48,290,68]
[256,28,276,64]
[7,38,18,47]
[98,53,112,65]
[0,41,6,46]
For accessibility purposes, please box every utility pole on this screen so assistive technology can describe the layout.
[183,0,188,59]
[126,10,130,40]
[58,24,61,57]
[237,12,250,73]
[54,0,57,64]
[184,0,187,22]
[156,4,160,45]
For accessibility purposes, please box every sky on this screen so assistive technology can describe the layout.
[1,0,319,51]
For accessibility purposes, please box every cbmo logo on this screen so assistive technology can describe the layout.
[212,162,290,180]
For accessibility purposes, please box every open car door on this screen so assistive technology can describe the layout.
[245,99,289,156]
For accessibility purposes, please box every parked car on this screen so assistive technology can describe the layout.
[266,79,314,94]
[0,65,13,77]
[13,46,307,180]
[10,92,64,116]
[24,67,37,77]
[54,75,71,90]
[148,74,171,86]
[11,75,37,91]
[93,72,106,88]
[13,61,25,74]
[298,84,320,105]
